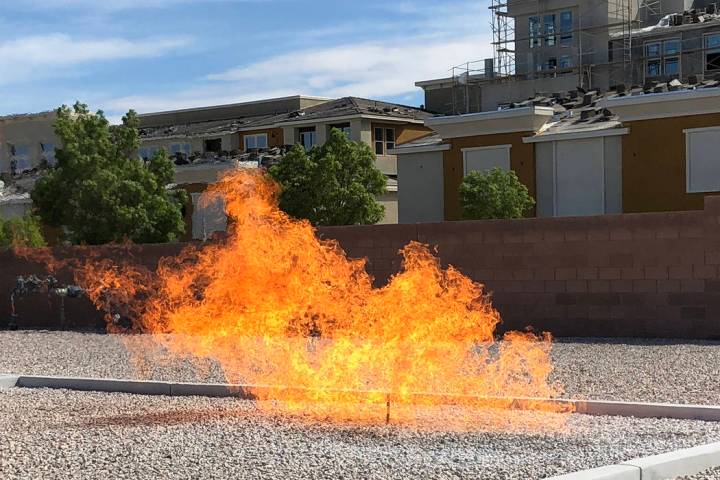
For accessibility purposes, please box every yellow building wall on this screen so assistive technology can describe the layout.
[442,132,536,221]
[622,112,720,213]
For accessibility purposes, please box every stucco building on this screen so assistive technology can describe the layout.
[393,81,720,223]
[416,0,720,115]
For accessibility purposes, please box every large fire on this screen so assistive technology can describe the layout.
[74,169,568,427]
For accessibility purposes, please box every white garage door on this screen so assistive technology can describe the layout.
[463,145,511,174]
[555,138,605,217]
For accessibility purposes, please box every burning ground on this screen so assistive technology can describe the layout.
[62,169,568,426]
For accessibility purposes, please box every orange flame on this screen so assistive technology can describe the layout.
[76,169,569,428]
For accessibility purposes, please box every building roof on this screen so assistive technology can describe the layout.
[611,9,720,40]
[139,97,431,140]
[245,97,433,128]
[139,114,276,140]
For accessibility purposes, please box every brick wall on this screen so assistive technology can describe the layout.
[318,197,720,339]
[4,199,720,338]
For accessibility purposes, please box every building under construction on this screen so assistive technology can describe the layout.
[416,0,720,114]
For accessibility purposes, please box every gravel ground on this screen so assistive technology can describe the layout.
[2,388,720,480]
[1,332,720,404]
[677,466,720,479]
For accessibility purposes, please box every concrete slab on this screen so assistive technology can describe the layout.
[544,464,640,480]
[0,374,19,389]
[16,375,171,396]
[575,399,720,422]
[623,441,720,480]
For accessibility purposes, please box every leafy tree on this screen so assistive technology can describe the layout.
[269,128,387,226]
[32,102,187,244]
[459,167,535,220]
[0,214,46,249]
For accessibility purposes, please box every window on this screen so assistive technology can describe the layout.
[647,60,661,77]
[559,55,572,69]
[529,16,541,48]
[374,127,384,154]
[243,134,268,151]
[664,57,679,75]
[686,126,720,193]
[9,144,31,173]
[645,39,680,78]
[560,11,572,45]
[299,127,316,151]
[204,138,222,153]
[40,142,56,166]
[330,124,351,137]
[544,14,556,46]
[546,57,557,71]
[462,145,511,175]
[374,127,396,155]
[646,42,661,58]
[139,146,159,160]
[705,33,720,72]
[385,128,395,151]
[664,39,680,55]
[170,143,192,156]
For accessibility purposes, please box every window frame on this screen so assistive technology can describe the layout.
[644,38,681,80]
[529,16,541,48]
[705,32,720,73]
[560,10,572,45]
[462,144,512,176]
[298,127,316,151]
[544,14,556,47]
[374,127,396,155]
[685,126,720,193]
[243,133,268,151]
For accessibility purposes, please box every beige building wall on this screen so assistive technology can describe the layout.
[0,113,59,174]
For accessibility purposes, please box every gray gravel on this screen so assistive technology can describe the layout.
[2,387,720,480]
[1,332,720,404]
[677,466,720,479]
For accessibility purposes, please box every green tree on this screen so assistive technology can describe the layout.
[0,214,46,249]
[32,102,187,244]
[459,167,535,220]
[269,128,387,226]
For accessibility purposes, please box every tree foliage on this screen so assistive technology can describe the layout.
[269,128,387,226]
[32,102,187,244]
[0,214,46,249]
[459,167,535,220]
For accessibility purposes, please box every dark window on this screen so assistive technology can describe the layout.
[385,128,395,151]
[706,34,720,71]
[374,127,384,154]
[560,11,572,45]
[204,138,222,153]
[529,16,541,48]
[646,60,661,77]
[664,57,679,75]
[298,127,316,151]
[544,14,556,46]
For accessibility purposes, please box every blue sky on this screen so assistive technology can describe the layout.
[0,0,493,122]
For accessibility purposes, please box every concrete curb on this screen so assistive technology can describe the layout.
[544,464,640,480]
[545,442,720,479]
[0,374,19,389]
[9,375,720,423]
[623,441,720,480]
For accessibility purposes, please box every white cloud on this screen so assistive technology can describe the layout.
[104,33,492,115]
[0,34,191,86]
